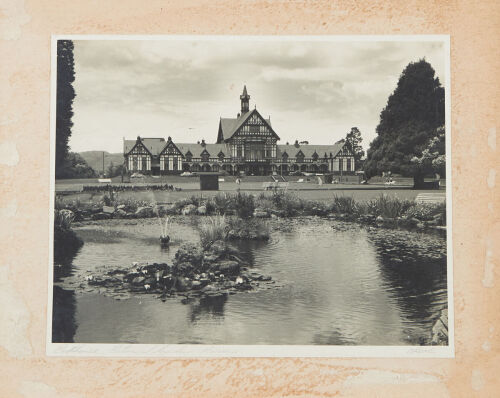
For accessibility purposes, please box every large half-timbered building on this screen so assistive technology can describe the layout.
[123,86,355,176]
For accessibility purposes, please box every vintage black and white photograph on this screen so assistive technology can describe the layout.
[49,36,451,354]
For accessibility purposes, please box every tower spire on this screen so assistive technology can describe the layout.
[240,85,250,114]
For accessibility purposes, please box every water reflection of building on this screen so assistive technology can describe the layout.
[123,86,356,176]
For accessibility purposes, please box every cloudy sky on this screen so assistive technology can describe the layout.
[69,37,445,153]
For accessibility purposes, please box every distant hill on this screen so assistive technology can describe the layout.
[78,151,124,174]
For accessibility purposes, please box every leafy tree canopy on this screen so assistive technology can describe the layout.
[411,125,446,177]
[364,59,445,182]
[344,127,365,169]
[106,161,126,178]
[58,152,97,179]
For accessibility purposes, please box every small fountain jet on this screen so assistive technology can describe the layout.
[160,216,170,247]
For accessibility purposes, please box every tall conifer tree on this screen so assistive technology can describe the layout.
[364,59,445,186]
[56,40,76,177]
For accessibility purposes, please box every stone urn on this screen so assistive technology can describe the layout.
[160,235,170,246]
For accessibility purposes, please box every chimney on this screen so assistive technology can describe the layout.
[237,112,241,118]
[201,139,206,147]
[294,140,299,148]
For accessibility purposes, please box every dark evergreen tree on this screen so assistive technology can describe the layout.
[364,59,445,187]
[58,152,97,179]
[344,127,365,170]
[56,40,76,178]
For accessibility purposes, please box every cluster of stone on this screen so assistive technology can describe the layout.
[86,240,273,301]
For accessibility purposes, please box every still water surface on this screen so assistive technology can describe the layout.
[53,218,447,345]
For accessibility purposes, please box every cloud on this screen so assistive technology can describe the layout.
[69,38,446,153]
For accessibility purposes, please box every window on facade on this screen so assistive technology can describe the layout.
[142,157,147,171]
[347,158,351,171]
[338,158,343,171]
[133,157,138,171]
[237,146,242,157]
[173,157,178,170]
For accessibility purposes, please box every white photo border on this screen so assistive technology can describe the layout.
[47,34,453,358]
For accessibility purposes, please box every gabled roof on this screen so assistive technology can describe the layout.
[159,139,184,156]
[218,109,275,141]
[124,138,166,156]
[175,143,227,158]
[276,142,347,159]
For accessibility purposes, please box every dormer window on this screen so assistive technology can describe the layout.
[312,151,318,161]
[185,151,192,162]
[296,151,304,163]
[218,151,225,161]
[282,152,288,162]
[201,150,210,162]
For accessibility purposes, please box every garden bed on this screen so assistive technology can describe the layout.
[55,191,446,234]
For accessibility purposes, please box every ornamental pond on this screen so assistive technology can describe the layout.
[53,216,447,345]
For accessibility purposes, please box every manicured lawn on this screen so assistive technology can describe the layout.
[57,185,444,204]
[55,175,446,204]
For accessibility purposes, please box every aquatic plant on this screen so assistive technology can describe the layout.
[199,215,228,249]
[204,193,232,215]
[331,195,357,214]
[366,194,414,219]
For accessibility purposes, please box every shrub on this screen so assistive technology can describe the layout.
[269,191,303,216]
[199,215,228,249]
[190,195,202,207]
[403,201,446,222]
[54,209,75,230]
[255,196,276,213]
[204,199,217,215]
[235,192,255,219]
[103,193,113,207]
